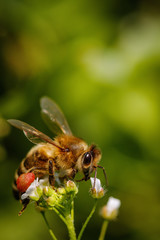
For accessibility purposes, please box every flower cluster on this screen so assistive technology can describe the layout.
[20,176,78,215]
[16,173,121,240]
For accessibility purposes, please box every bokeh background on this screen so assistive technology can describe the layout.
[0,0,160,239]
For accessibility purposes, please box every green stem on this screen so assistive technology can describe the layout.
[98,220,109,240]
[78,200,97,240]
[52,201,76,239]
[65,213,77,240]
[71,200,74,220]
[41,211,58,240]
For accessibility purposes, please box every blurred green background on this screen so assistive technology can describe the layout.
[0,0,160,239]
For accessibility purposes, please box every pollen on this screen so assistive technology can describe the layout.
[16,172,35,192]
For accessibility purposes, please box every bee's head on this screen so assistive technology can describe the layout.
[81,145,101,181]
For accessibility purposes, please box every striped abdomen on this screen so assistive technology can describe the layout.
[12,144,56,200]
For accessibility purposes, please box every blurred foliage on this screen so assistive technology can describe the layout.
[0,0,160,240]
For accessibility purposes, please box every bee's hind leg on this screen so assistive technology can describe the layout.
[49,160,55,187]
[18,198,30,216]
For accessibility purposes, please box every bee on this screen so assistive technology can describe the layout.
[8,97,107,214]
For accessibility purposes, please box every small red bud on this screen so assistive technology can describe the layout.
[16,173,35,192]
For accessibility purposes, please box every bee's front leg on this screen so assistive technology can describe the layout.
[69,168,77,179]
[49,160,55,186]
[65,168,77,180]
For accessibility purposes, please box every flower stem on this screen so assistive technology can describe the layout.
[41,211,58,240]
[78,200,97,240]
[98,220,109,240]
[65,213,77,240]
[71,200,74,220]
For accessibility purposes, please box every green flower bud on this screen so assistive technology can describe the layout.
[47,194,58,207]
[43,186,55,197]
[65,180,78,194]
[29,186,43,201]
[57,187,66,195]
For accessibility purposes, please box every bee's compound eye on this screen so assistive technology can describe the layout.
[83,152,92,165]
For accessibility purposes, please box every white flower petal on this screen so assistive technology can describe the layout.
[90,177,94,188]
[21,192,29,200]
[39,177,49,186]
[95,178,102,192]
[90,177,104,199]
[106,197,121,214]
[90,177,102,192]
[100,196,121,220]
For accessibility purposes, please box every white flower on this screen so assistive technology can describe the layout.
[106,197,121,214]
[90,177,104,199]
[100,196,121,220]
[21,177,48,201]
[90,177,102,191]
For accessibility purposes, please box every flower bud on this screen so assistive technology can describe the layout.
[90,177,104,199]
[100,197,121,220]
[47,192,59,207]
[43,186,55,197]
[29,186,43,201]
[65,180,78,194]
[57,187,66,195]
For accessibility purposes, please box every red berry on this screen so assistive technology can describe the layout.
[16,173,35,192]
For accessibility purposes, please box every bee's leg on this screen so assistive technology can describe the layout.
[97,165,109,186]
[93,167,97,190]
[49,160,55,186]
[76,177,85,182]
[27,167,47,173]
[18,198,30,216]
[69,168,77,179]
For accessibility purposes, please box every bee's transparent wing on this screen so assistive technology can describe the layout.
[7,119,62,148]
[40,96,72,136]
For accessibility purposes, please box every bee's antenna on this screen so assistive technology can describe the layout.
[97,165,109,187]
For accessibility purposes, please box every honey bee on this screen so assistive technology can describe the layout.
[8,97,107,214]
